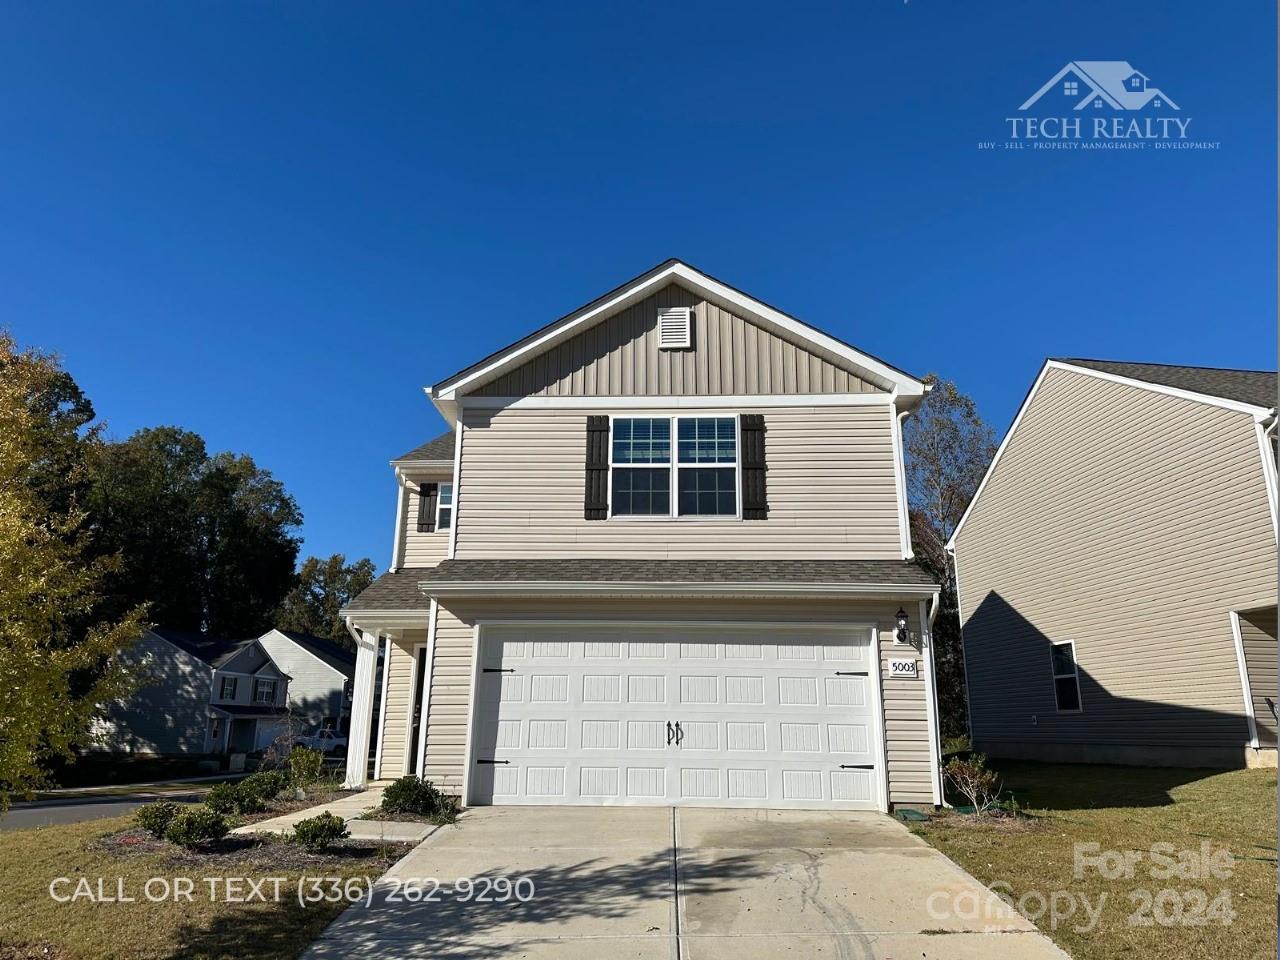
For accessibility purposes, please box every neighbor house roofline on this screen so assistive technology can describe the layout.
[426,259,928,411]
[947,358,1278,550]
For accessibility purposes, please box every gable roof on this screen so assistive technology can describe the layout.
[269,630,356,676]
[392,429,455,465]
[149,627,258,668]
[1059,359,1276,410]
[947,357,1277,550]
[428,260,926,413]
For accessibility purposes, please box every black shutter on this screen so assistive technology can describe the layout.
[417,482,439,532]
[740,414,768,519]
[584,416,609,520]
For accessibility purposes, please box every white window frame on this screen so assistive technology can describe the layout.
[253,678,277,705]
[436,481,454,531]
[1050,640,1083,714]
[605,414,742,521]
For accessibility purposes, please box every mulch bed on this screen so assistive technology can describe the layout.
[89,827,411,871]
[231,781,349,825]
[358,808,456,825]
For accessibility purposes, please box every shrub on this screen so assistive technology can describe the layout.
[135,800,181,838]
[289,747,324,786]
[381,775,454,817]
[291,812,349,851]
[943,753,1002,816]
[204,780,266,815]
[165,808,229,848]
[242,770,288,804]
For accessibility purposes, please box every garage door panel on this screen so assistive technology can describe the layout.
[471,627,881,810]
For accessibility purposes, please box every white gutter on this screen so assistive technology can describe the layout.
[415,581,940,600]
[920,593,945,807]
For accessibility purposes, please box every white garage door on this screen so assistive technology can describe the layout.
[469,625,883,810]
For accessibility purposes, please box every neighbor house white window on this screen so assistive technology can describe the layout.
[609,416,738,518]
[436,482,454,530]
[1050,641,1082,712]
[219,676,237,699]
[254,679,277,704]
[1063,80,1078,95]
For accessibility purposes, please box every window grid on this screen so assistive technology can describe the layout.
[254,679,277,705]
[436,481,454,530]
[219,677,237,700]
[608,416,740,519]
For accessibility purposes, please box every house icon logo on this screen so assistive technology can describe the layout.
[1020,61,1179,112]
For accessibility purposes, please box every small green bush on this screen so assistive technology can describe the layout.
[203,780,265,815]
[289,747,324,786]
[165,808,229,848]
[135,800,181,838]
[241,770,288,804]
[291,812,349,851]
[381,775,454,817]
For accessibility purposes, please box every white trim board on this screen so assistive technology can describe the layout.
[430,261,926,403]
[948,359,1274,550]
[1253,417,1278,541]
[1229,611,1260,750]
[373,634,392,779]
[419,582,941,600]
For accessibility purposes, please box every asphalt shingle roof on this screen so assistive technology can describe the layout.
[150,627,257,667]
[1061,359,1276,410]
[345,559,937,610]
[393,430,455,463]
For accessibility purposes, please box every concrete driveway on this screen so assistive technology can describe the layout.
[303,806,1069,959]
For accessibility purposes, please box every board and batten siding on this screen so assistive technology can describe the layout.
[454,404,903,560]
[414,599,934,806]
[471,284,881,398]
[1239,607,1278,746]
[954,365,1276,755]
[375,630,426,778]
[399,473,452,568]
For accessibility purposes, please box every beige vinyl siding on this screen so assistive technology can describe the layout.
[954,365,1276,752]
[414,599,932,806]
[472,284,881,397]
[455,404,903,560]
[400,473,452,568]
[1239,607,1277,746]
[376,630,425,778]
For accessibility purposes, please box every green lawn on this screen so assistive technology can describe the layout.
[0,812,404,960]
[913,761,1278,960]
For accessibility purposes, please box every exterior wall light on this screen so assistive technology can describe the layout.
[895,608,910,643]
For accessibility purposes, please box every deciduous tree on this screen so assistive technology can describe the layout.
[275,554,377,646]
[0,334,144,808]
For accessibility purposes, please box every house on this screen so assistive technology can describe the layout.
[949,359,1277,768]
[94,627,353,756]
[1020,61,1180,112]
[256,629,356,732]
[339,259,944,811]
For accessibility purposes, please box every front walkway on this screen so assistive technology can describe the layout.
[231,787,386,835]
[301,806,1070,959]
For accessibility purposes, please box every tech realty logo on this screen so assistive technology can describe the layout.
[983,61,1218,151]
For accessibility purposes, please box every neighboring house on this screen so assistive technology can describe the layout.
[96,627,356,756]
[339,259,944,812]
[950,359,1277,768]
[256,629,356,733]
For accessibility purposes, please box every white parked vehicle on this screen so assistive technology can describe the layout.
[293,728,348,756]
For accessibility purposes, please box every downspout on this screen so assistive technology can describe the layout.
[920,592,945,807]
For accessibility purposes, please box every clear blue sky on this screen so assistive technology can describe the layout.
[7,2,1274,567]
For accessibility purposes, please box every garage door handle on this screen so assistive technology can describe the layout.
[666,721,675,745]
[674,721,684,745]
[839,764,874,769]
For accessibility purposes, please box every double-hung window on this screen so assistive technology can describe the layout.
[219,676,237,700]
[254,679,277,705]
[436,482,454,530]
[1050,641,1082,712]
[610,416,738,518]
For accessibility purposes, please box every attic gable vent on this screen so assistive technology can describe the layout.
[657,307,692,350]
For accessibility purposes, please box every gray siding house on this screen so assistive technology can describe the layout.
[93,627,353,756]
[339,260,945,811]
[950,359,1277,767]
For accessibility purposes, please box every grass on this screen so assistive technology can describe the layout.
[912,761,1278,960]
[0,805,407,960]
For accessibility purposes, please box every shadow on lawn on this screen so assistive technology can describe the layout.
[166,847,765,960]
[986,759,1250,812]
